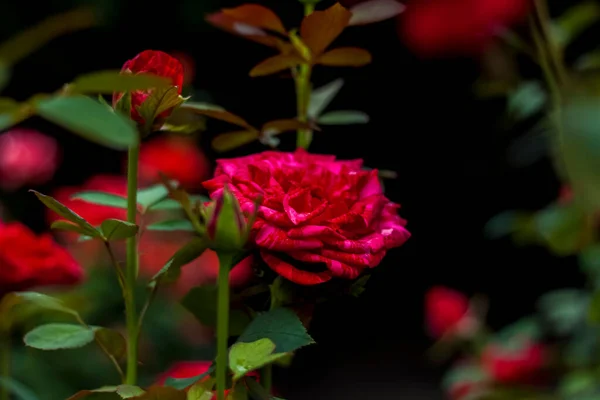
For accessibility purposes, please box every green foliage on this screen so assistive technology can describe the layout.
[307,79,343,121]
[36,96,138,150]
[0,291,80,330]
[187,378,215,400]
[137,87,185,130]
[0,377,39,400]
[244,378,270,400]
[146,220,195,232]
[537,289,589,335]
[229,338,287,380]
[236,308,314,353]
[129,386,185,400]
[31,191,99,237]
[165,365,214,390]
[507,81,547,121]
[552,1,600,49]
[100,219,138,241]
[180,286,251,336]
[24,323,96,351]
[68,385,145,400]
[70,71,169,95]
[317,110,369,125]
[71,192,128,209]
[151,238,209,285]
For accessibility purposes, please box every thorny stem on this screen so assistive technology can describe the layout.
[216,252,234,400]
[295,1,316,150]
[0,333,9,400]
[125,143,140,385]
[103,242,125,292]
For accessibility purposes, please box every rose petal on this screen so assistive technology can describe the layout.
[255,225,322,251]
[283,187,328,225]
[260,250,332,285]
[288,250,363,279]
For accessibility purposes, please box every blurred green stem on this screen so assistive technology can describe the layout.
[0,333,9,400]
[295,2,315,150]
[216,252,234,400]
[125,143,140,385]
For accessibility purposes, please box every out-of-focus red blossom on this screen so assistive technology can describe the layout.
[399,0,530,57]
[481,341,545,384]
[0,128,59,191]
[156,361,260,397]
[48,175,127,227]
[139,232,255,295]
[425,286,472,338]
[138,136,210,190]
[112,50,184,126]
[170,51,195,86]
[203,149,410,286]
[0,221,83,295]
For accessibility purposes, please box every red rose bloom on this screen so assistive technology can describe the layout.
[0,221,83,295]
[203,149,410,285]
[482,341,545,384]
[48,175,127,228]
[400,0,530,57]
[138,136,210,190]
[425,286,472,337]
[0,128,60,191]
[113,50,184,126]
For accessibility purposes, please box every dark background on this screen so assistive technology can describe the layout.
[0,0,586,398]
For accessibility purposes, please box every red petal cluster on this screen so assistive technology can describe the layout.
[0,221,83,295]
[112,50,184,125]
[203,149,410,285]
[482,341,545,384]
[425,286,471,337]
[399,0,530,56]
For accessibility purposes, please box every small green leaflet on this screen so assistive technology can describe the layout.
[317,110,369,125]
[24,323,96,350]
[71,71,169,94]
[229,338,288,380]
[71,191,128,209]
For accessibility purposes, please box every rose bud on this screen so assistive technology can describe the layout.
[205,185,259,253]
[481,340,546,384]
[113,50,184,130]
[425,286,477,339]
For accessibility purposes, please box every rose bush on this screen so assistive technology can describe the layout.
[112,50,184,127]
[203,149,410,285]
[0,221,83,295]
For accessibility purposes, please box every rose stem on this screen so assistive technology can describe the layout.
[295,0,316,150]
[216,252,233,400]
[125,142,140,385]
[0,332,9,400]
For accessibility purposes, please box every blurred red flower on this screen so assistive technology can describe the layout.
[399,0,530,57]
[481,341,545,384]
[425,286,473,338]
[0,128,59,191]
[113,50,184,126]
[203,149,410,285]
[0,221,83,295]
[171,51,196,86]
[48,174,127,227]
[138,136,210,190]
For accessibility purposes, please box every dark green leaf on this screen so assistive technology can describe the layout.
[151,237,208,284]
[115,91,132,117]
[148,195,208,211]
[165,365,215,390]
[507,81,547,121]
[534,203,591,256]
[71,191,128,209]
[579,244,600,286]
[0,64,9,92]
[537,289,589,335]
[181,286,251,336]
[0,291,80,319]
[95,328,127,360]
[97,95,111,109]
[67,385,144,400]
[31,190,99,236]
[125,386,185,400]
[137,183,171,210]
[187,378,215,400]
[180,103,254,129]
[493,317,541,351]
[229,338,287,380]
[100,219,138,241]
[349,275,370,297]
[229,381,249,400]
[146,220,195,232]
[0,377,40,400]
[441,362,488,391]
[24,323,96,350]
[71,71,169,94]
[237,308,314,353]
[51,220,94,236]
[137,86,184,128]
[244,378,269,400]
[307,79,343,119]
[575,50,600,71]
[35,95,138,150]
[317,110,369,125]
[553,1,600,48]
[559,371,599,398]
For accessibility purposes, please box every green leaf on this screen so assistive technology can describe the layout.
[100,219,138,241]
[115,91,132,117]
[244,378,269,400]
[98,95,111,109]
[146,220,195,232]
[95,328,127,360]
[24,323,96,350]
[229,338,287,380]
[179,103,254,129]
[317,110,369,125]
[187,378,215,400]
[537,289,589,335]
[165,365,215,390]
[71,191,128,209]
[228,381,248,400]
[35,95,138,150]
[559,371,599,398]
[575,49,600,71]
[349,275,370,297]
[137,183,171,210]
[307,79,343,120]
[441,362,488,391]
[493,317,541,352]
[31,190,99,236]
[137,86,184,128]
[161,106,207,134]
[534,203,591,256]
[51,220,95,236]
[0,291,80,320]
[552,1,600,48]
[0,64,9,92]
[0,377,40,400]
[147,194,208,211]
[507,81,547,121]
[71,71,169,94]
[132,386,186,399]
[67,385,145,400]
[579,244,600,286]
[151,237,208,284]
[565,326,599,368]
[237,308,314,353]
[181,286,251,336]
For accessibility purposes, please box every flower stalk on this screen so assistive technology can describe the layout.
[295,1,316,150]
[125,143,140,385]
[216,251,234,400]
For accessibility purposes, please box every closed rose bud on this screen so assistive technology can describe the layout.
[425,286,473,338]
[481,341,545,384]
[113,50,184,129]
